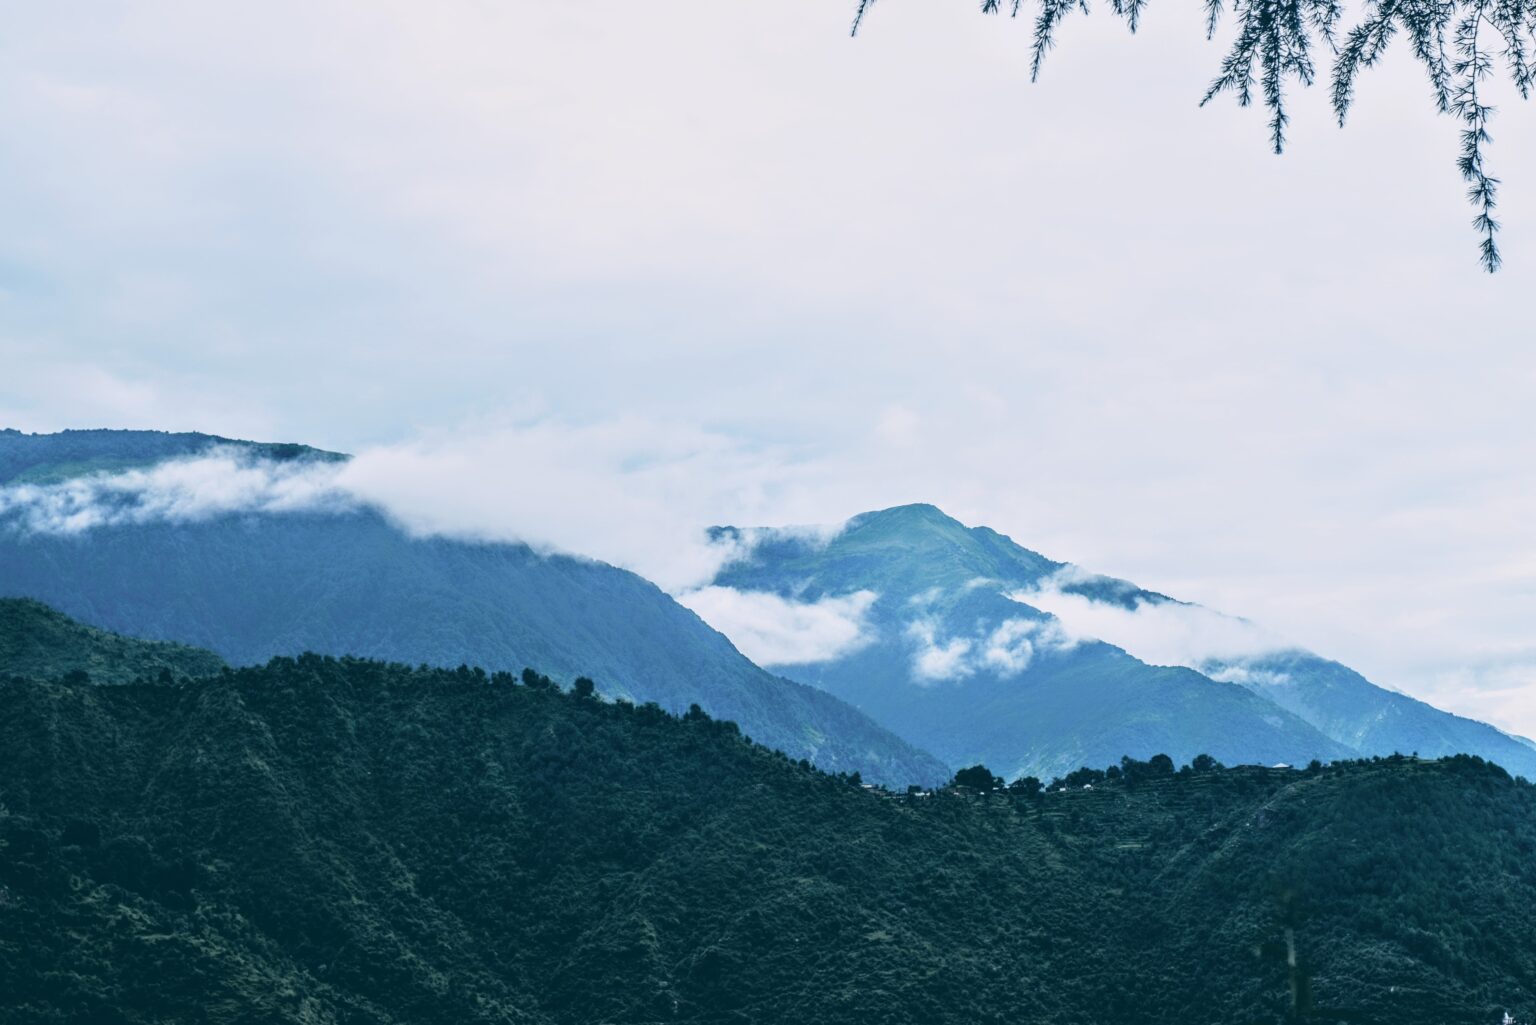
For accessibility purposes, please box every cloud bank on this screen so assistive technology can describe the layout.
[334,422,875,593]
[1014,568,1290,670]
[3,421,1535,741]
[677,587,878,666]
[0,448,354,535]
[0,422,862,595]
[906,615,1072,683]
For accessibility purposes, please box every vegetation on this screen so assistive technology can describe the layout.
[951,763,1007,790]
[0,597,225,685]
[2,645,1534,1024]
[851,0,1535,271]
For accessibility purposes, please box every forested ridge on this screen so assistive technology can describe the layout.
[0,598,226,685]
[2,645,1534,1025]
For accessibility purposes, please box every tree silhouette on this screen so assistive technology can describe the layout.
[1191,753,1223,773]
[521,667,556,690]
[852,0,1534,270]
[953,764,1006,791]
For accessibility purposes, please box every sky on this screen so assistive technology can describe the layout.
[1,1,1534,733]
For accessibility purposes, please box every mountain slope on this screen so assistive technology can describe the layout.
[1207,651,1536,771]
[1,653,1532,1025]
[0,431,945,786]
[709,504,1353,779]
[1057,575,1536,777]
[709,504,1536,779]
[0,597,226,684]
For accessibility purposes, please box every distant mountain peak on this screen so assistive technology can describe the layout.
[708,503,1536,780]
[844,503,971,537]
[853,502,954,522]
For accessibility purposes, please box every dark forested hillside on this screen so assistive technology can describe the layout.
[0,597,226,684]
[2,653,1533,1025]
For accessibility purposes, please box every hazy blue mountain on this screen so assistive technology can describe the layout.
[1207,647,1536,773]
[711,503,1536,779]
[711,504,1355,779]
[0,431,946,786]
[1044,567,1536,776]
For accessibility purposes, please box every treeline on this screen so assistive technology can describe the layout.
[2,652,1535,1024]
[942,749,1523,799]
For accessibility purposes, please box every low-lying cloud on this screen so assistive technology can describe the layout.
[906,614,1072,683]
[1014,568,1290,670]
[6,425,1533,739]
[334,421,863,593]
[0,422,858,594]
[906,618,975,681]
[1203,665,1294,687]
[677,586,878,666]
[0,448,354,534]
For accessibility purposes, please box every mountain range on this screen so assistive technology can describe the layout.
[0,430,944,787]
[4,426,1536,1023]
[3,427,1531,787]
[705,503,1536,780]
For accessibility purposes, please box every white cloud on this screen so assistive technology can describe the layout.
[677,586,878,666]
[331,420,866,593]
[906,618,976,682]
[1204,665,1293,687]
[980,618,1042,674]
[0,448,353,534]
[1013,568,1290,669]
[906,614,1070,682]
[906,586,945,608]
[0,423,854,595]
[1409,655,1536,740]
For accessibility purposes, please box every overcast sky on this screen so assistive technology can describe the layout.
[2,1,1533,734]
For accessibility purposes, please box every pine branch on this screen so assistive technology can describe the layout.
[852,0,1536,270]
